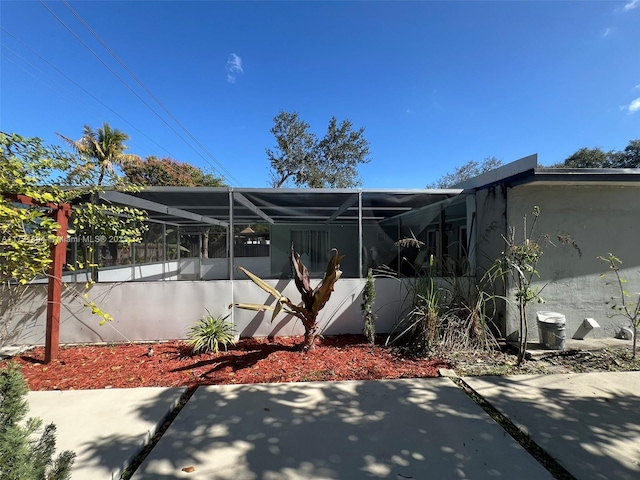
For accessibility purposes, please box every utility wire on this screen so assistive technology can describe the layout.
[60,0,241,186]
[2,27,221,185]
[2,27,184,172]
[38,0,238,186]
[1,43,101,118]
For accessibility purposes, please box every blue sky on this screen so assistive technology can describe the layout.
[1,1,639,188]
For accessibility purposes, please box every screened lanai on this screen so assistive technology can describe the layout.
[11,187,478,345]
[83,187,472,282]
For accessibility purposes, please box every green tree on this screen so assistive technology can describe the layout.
[58,123,138,185]
[267,112,316,188]
[267,111,371,188]
[122,156,225,187]
[489,207,545,365]
[57,123,147,280]
[552,139,640,169]
[552,147,614,168]
[0,363,75,479]
[610,139,640,168]
[314,117,371,188]
[426,157,503,189]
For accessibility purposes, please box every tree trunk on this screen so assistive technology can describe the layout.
[202,229,210,259]
[303,322,318,351]
[517,298,527,366]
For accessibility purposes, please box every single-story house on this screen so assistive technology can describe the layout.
[4,154,639,346]
[465,155,640,343]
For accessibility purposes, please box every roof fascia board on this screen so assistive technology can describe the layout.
[454,154,538,190]
[137,186,229,193]
[135,186,465,195]
[499,169,640,188]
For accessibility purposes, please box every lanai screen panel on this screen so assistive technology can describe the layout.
[99,188,464,279]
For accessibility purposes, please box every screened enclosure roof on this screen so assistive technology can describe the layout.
[99,187,465,228]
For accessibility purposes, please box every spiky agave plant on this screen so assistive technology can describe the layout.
[233,245,344,351]
[187,313,236,355]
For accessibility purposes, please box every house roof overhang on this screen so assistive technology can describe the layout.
[452,153,640,190]
[506,168,640,188]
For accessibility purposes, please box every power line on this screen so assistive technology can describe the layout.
[1,30,168,156]
[60,0,241,186]
[1,43,101,118]
[2,28,222,185]
[38,0,239,186]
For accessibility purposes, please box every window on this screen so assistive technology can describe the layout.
[291,230,330,274]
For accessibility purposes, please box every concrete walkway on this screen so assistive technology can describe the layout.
[22,372,640,480]
[132,378,552,479]
[27,387,186,480]
[464,372,640,480]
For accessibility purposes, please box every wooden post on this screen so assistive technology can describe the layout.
[44,204,71,364]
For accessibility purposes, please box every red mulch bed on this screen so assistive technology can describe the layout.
[2,335,450,391]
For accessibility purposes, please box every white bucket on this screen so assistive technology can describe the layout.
[536,311,566,350]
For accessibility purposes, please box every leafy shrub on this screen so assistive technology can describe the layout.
[599,253,640,358]
[0,362,75,480]
[387,255,443,356]
[488,206,547,365]
[187,313,236,355]
[385,238,500,357]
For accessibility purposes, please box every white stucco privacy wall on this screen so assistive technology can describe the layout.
[6,281,232,345]
[4,277,410,346]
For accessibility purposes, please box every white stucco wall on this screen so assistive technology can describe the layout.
[5,282,233,345]
[505,184,640,341]
[473,186,508,335]
[231,277,409,338]
[4,277,414,346]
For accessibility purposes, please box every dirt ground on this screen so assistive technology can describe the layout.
[445,340,640,376]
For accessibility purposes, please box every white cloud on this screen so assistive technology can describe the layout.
[602,27,613,37]
[634,84,640,90]
[226,53,243,83]
[613,0,638,13]
[626,97,640,113]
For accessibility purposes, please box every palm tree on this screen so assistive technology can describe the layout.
[58,123,138,185]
